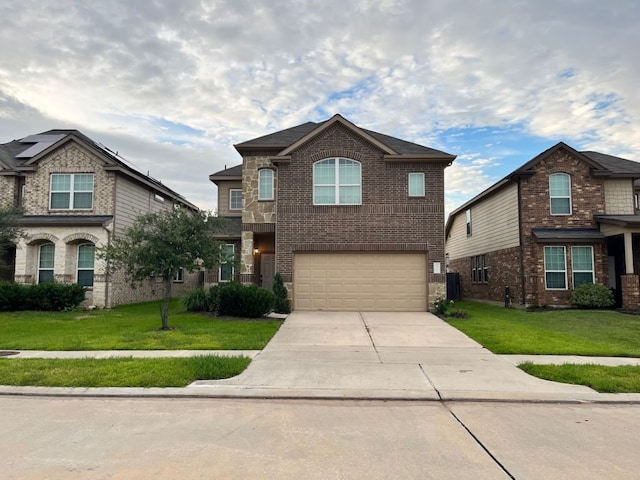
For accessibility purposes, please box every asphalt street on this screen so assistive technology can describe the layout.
[2,396,639,479]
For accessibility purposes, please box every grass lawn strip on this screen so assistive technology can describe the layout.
[447,301,640,357]
[0,355,251,388]
[0,299,282,351]
[519,363,640,394]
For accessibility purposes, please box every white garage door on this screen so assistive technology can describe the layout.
[293,252,428,311]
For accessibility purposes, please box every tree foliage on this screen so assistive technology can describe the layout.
[98,208,225,329]
[0,205,25,258]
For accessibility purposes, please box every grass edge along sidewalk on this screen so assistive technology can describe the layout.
[0,299,282,387]
[446,301,640,393]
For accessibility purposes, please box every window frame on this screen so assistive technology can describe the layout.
[50,173,94,210]
[38,243,55,284]
[229,189,243,210]
[173,267,184,283]
[471,254,488,284]
[313,158,362,206]
[76,243,95,287]
[465,209,472,236]
[571,245,594,288]
[549,173,572,216]
[219,244,235,282]
[544,246,568,290]
[408,172,425,197]
[258,169,274,201]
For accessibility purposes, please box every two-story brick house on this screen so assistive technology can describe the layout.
[445,141,640,310]
[209,114,456,311]
[0,130,199,307]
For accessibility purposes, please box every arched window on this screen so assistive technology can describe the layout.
[258,169,274,201]
[77,243,95,287]
[313,158,361,205]
[38,243,55,283]
[549,173,571,215]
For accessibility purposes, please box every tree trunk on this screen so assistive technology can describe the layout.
[161,278,173,330]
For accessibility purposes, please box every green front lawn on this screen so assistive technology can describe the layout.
[0,299,282,351]
[0,355,251,387]
[519,363,640,394]
[447,301,640,357]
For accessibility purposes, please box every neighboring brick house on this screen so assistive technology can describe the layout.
[445,141,640,309]
[209,114,456,311]
[0,130,200,307]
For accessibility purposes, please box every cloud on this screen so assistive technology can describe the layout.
[0,0,639,213]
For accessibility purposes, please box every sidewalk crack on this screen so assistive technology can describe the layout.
[358,312,382,363]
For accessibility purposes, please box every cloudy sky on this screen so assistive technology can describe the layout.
[1,0,639,219]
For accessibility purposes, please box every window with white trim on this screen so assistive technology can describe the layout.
[571,246,594,287]
[173,267,184,282]
[549,173,571,215]
[219,244,234,282]
[465,209,472,236]
[50,173,94,210]
[229,189,243,210]
[38,243,55,283]
[258,170,274,201]
[544,246,567,289]
[313,158,361,205]
[77,243,95,287]
[408,172,425,197]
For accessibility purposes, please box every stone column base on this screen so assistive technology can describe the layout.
[621,274,640,311]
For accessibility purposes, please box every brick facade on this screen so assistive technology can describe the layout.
[519,149,608,306]
[275,123,447,294]
[449,246,522,304]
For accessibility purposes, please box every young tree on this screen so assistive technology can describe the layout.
[99,208,225,330]
[0,206,25,252]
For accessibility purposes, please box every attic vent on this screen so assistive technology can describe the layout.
[16,134,66,158]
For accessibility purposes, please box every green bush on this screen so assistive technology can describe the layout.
[0,282,86,311]
[273,272,291,314]
[218,282,275,318]
[183,287,210,312]
[433,297,453,316]
[570,283,615,309]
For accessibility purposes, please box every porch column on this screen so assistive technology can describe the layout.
[240,231,254,284]
[624,232,634,274]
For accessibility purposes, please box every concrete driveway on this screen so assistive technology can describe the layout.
[193,311,599,401]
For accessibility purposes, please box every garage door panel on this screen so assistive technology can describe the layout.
[293,253,427,312]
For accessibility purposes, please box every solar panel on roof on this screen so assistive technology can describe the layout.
[19,134,65,144]
[15,141,58,158]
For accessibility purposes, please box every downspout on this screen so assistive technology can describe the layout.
[517,177,527,305]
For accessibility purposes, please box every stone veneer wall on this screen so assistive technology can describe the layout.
[0,176,17,206]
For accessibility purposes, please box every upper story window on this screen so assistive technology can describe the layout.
[313,158,361,205]
[549,173,571,215]
[258,170,274,201]
[229,189,243,210]
[408,172,425,197]
[77,243,95,287]
[50,173,94,210]
[38,243,55,283]
[465,209,472,236]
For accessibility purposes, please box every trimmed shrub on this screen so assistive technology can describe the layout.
[218,282,275,318]
[570,283,615,309]
[0,282,85,311]
[433,297,453,316]
[273,272,291,314]
[183,287,210,312]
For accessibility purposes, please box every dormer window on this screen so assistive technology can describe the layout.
[313,158,361,205]
[50,173,94,210]
[549,173,571,215]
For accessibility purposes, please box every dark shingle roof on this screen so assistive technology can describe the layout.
[234,115,453,157]
[210,164,242,177]
[581,151,640,176]
[532,228,605,242]
[17,215,113,227]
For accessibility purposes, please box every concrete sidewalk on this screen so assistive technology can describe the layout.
[2,311,640,403]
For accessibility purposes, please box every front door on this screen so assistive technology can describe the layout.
[260,254,275,291]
